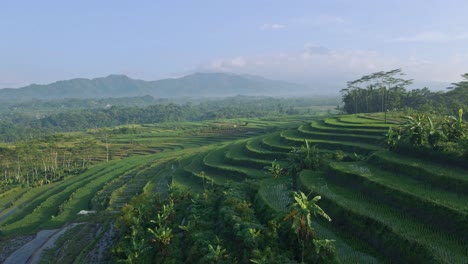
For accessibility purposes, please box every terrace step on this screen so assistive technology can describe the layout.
[92,173,135,211]
[0,163,118,230]
[260,132,292,152]
[105,161,171,211]
[327,161,468,242]
[297,125,383,144]
[298,170,468,263]
[309,120,388,137]
[280,129,380,155]
[369,151,468,195]
[224,142,272,170]
[203,147,267,181]
[183,152,228,185]
[244,137,288,160]
[0,187,28,216]
[184,152,221,190]
[338,115,396,125]
[323,117,392,130]
[172,159,204,192]
[355,114,401,124]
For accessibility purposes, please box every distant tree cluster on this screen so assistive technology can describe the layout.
[341,69,413,114]
[341,70,468,117]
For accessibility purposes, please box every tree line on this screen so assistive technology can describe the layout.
[341,70,468,117]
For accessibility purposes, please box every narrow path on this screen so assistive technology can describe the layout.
[4,223,81,264]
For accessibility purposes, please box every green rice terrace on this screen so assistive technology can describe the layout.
[0,114,467,263]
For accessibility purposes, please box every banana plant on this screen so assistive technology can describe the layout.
[147,225,173,256]
[205,243,229,263]
[265,160,284,178]
[426,115,446,148]
[402,114,428,146]
[442,108,466,141]
[284,191,331,263]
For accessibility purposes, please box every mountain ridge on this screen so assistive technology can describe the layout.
[0,73,306,102]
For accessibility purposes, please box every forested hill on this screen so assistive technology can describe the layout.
[0,73,305,102]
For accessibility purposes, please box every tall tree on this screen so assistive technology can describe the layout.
[341,69,413,117]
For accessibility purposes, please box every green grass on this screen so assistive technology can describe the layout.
[46,156,156,228]
[2,113,466,263]
[338,115,389,124]
[172,159,204,193]
[324,117,392,129]
[257,177,293,212]
[256,177,382,264]
[369,150,468,195]
[309,120,388,136]
[0,165,110,229]
[203,146,267,181]
[224,141,272,169]
[297,124,382,144]
[298,170,468,263]
[327,161,468,241]
[280,129,380,154]
[0,186,28,212]
[105,162,165,211]
[313,221,381,264]
[260,132,292,152]
[1,155,157,234]
[244,137,287,160]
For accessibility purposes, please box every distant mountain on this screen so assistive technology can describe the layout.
[0,73,306,102]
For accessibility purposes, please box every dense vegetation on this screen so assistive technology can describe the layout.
[341,70,468,117]
[0,96,337,142]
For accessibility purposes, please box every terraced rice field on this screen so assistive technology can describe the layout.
[170,114,467,263]
[1,114,467,263]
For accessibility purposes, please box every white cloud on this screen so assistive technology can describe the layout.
[260,23,286,30]
[395,31,468,42]
[209,57,247,72]
[199,45,467,92]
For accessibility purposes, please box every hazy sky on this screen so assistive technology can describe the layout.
[1,0,467,91]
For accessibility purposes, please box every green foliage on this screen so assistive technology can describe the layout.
[441,108,465,141]
[0,95,337,142]
[265,160,284,179]
[333,150,345,161]
[341,69,413,114]
[4,110,467,263]
[390,110,467,161]
[113,187,191,263]
[402,114,429,146]
[289,140,321,172]
[298,170,467,263]
[284,191,333,263]
[342,71,468,118]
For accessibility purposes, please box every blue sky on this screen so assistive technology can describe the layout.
[1,0,467,92]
